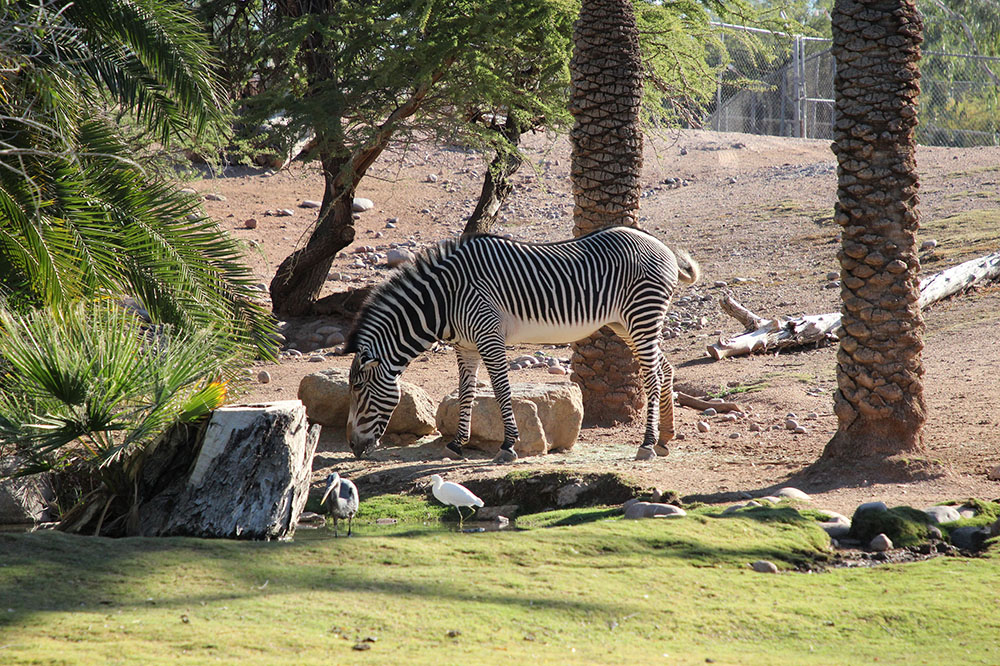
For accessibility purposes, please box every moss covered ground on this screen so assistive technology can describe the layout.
[1,500,999,665]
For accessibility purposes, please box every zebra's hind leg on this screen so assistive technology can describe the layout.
[478,336,519,464]
[445,348,481,460]
[655,359,676,457]
[615,324,665,461]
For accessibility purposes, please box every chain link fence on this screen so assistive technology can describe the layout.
[705,23,1000,147]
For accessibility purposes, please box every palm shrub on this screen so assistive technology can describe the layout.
[0,0,277,525]
[0,301,234,533]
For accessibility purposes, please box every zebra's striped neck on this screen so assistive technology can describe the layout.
[346,237,465,369]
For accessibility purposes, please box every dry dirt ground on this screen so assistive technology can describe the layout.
[189,129,1000,517]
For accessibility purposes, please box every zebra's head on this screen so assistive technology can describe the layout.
[346,347,400,459]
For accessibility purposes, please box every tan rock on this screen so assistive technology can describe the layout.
[435,382,583,457]
[298,368,436,438]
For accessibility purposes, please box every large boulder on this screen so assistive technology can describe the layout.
[0,455,54,525]
[298,368,436,438]
[436,382,583,457]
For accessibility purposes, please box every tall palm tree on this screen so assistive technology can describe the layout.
[569,0,645,424]
[0,0,274,354]
[822,0,931,473]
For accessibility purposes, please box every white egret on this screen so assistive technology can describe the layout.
[430,474,484,527]
[320,472,359,537]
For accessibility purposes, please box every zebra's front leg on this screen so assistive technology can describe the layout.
[445,348,481,459]
[478,337,519,464]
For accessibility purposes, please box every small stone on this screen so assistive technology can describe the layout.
[924,505,962,525]
[920,239,937,251]
[776,487,810,501]
[352,197,374,212]
[793,426,807,434]
[729,432,741,440]
[950,526,988,551]
[204,193,226,201]
[988,465,1000,481]
[807,412,819,420]
[386,248,416,268]
[748,422,761,432]
[703,407,718,417]
[750,560,778,574]
[244,218,258,229]
[869,533,892,552]
[697,421,710,433]
[257,370,271,384]
[717,413,737,423]
[785,418,799,430]
[826,271,840,280]
[375,518,398,525]
[352,643,371,651]
[275,208,294,217]
[856,501,888,514]
[713,280,728,288]
[308,355,324,362]
[447,629,462,638]
[547,366,567,375]
[427,174,438,183]
[179,187,197,194]
[300,199,321,209]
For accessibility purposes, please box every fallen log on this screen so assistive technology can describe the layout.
[708,249,1000,360]
[676,392,744,413]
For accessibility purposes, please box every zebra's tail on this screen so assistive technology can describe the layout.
[675,249,700,285]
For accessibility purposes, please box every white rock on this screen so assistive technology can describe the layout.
[819,520,851,539]
[352,197,374,212]
[924,505,962,525]
[300,200,321,209]
[275,208,294,217]
[623,501,686,520]
[703,407,718,417]
[257,370,272,384]
[697,421,710,433]
[386,248,415,268]
[750,560,779,574]
[427,174,438,183]
[547,366,567,375]
[204,193,226,201]
[785,418,799,430]
[436,383,583,457]
[920,239,937,251]
[777,487,811,501]
[869,533,893,552]
[793,426,807,434]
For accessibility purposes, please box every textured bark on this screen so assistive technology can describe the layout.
[463,114,524,236]
[823,0,927,461]
[569,0,645,424]
[270,155,356,316]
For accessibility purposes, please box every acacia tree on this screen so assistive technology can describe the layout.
[822,0,932,473]
[219,0,574,316]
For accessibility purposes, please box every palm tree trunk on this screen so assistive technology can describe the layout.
[569,0,644,424]
[823,0,929,466]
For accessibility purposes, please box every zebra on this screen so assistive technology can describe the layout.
[344,226,699,463]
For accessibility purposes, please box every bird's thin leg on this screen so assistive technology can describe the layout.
[456,506,466,529]
[333,517,340,538]
[347,517,353,537]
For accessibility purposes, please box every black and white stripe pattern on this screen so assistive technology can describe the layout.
[344,226,699,462]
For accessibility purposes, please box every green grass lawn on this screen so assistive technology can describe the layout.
[1,502,998,665]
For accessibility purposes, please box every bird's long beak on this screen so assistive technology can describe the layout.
[320,488,333,505]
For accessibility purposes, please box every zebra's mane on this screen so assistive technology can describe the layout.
[344,234,479,354]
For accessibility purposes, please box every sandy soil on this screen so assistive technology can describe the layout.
[188,129,1000,517]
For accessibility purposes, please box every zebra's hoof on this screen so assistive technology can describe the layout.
[634,446,656,461]
[492,448,518,464]
[443,441,465,460]
[654,443,670,457]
